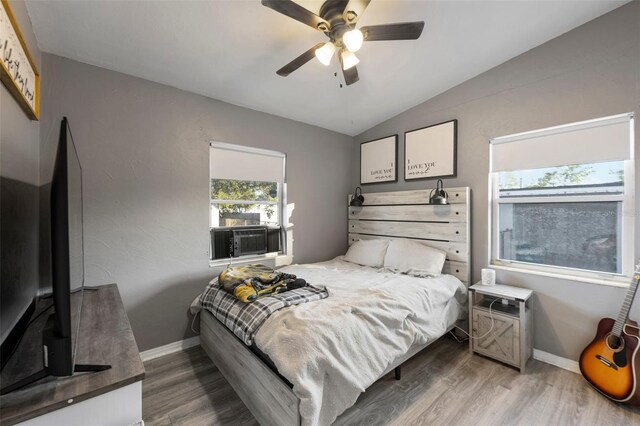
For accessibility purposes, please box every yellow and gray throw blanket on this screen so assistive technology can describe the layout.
[200,265,328,345]
[219,264,307,302]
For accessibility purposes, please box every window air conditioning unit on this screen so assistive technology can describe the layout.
[233,228,267,257]
[211,226,281,260]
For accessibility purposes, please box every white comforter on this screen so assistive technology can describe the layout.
[254,257,466,426]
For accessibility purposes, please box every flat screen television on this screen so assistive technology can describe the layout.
[0,176,38,369]
[1,117,108,395]
[46,116,86,375]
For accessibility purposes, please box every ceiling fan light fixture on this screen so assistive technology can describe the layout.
[343,29,364,52]
[341,50,359,70]
[261,0,425,85]
[315,42,335,66]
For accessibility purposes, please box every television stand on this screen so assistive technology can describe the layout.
[1,302,113,396]
[1,364,112,395]
[0,284,144,425]
[0,370,48,395]
[74,364,111,372]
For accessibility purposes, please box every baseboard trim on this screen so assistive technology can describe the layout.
[140,336,200,362]
[533,348,580,374]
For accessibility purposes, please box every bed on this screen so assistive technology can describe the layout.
[198,187,471,426]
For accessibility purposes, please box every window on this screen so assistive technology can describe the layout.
[210,142,286,259]
[210,179,280,228]
[489,113,634,282]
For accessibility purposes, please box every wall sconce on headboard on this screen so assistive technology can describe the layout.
[429,179,449,205]
[350,187,365,207]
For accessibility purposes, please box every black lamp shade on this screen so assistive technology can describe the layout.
[350,187,365,207]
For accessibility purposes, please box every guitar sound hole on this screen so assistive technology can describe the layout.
[606,333,624,351]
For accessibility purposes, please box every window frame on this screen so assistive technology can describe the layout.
[209,142,288,263]
[489,114,635,285]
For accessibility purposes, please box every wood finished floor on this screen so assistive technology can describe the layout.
[142,337,640,425]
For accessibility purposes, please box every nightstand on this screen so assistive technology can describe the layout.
[468,282,533,373]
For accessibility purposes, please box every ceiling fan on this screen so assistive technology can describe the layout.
[262,0,425,86]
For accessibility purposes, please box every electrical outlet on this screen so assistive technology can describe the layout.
[501,298,509,305]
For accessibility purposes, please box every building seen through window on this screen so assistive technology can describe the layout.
[490,113,633,280]
[497,162,624,274]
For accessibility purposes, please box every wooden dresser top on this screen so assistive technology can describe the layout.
[0,284,145,425]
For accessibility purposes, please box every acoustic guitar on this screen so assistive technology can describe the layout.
[579,262,640,405]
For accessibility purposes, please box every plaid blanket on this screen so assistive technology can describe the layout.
[199,278,328,345]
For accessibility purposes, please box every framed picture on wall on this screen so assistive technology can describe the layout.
[360,135,398,185]
[0,0,40,120]
[404,119,457,180]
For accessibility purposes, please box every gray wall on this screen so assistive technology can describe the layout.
[352,2,640,361]
[30,1,639,359]
[0,0,41,342]
[39,54,352,351]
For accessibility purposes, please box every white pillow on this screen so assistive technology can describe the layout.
[383,239,446,276]
[344,239,389,268]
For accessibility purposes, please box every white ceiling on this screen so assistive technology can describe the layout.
[26,0,627,136]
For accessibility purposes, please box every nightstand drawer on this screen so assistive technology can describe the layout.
[471,308,520,367]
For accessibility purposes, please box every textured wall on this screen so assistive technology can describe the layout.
[0,0,41,342]
[39,55,353,351]
[351,2,640,361]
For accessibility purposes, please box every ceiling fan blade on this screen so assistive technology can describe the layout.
[276,43,325,77]
[339,54,359,86]
[361,22,425,41]
[262,0,330,32]
[342,0,371,24]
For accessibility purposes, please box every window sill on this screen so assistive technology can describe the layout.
[490,263,630,288]
[209,253,292,268]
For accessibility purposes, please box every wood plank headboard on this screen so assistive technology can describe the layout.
[348,187,471,286]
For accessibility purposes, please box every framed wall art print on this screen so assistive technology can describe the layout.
[360,135,398,185]
[0,0,39,120]
[404,119,457,180]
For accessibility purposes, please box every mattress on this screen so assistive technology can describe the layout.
[200,257,466,426]
[202,290,461,387]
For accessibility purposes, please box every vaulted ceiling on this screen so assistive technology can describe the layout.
[26,1,627,136]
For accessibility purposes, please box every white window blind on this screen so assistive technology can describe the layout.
[489,112,635,283]
[490,113,632,172]
[210,142,285,183]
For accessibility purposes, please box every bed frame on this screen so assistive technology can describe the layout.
[200,187,471,425]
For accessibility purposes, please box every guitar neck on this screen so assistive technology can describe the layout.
[612,265,640,336]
